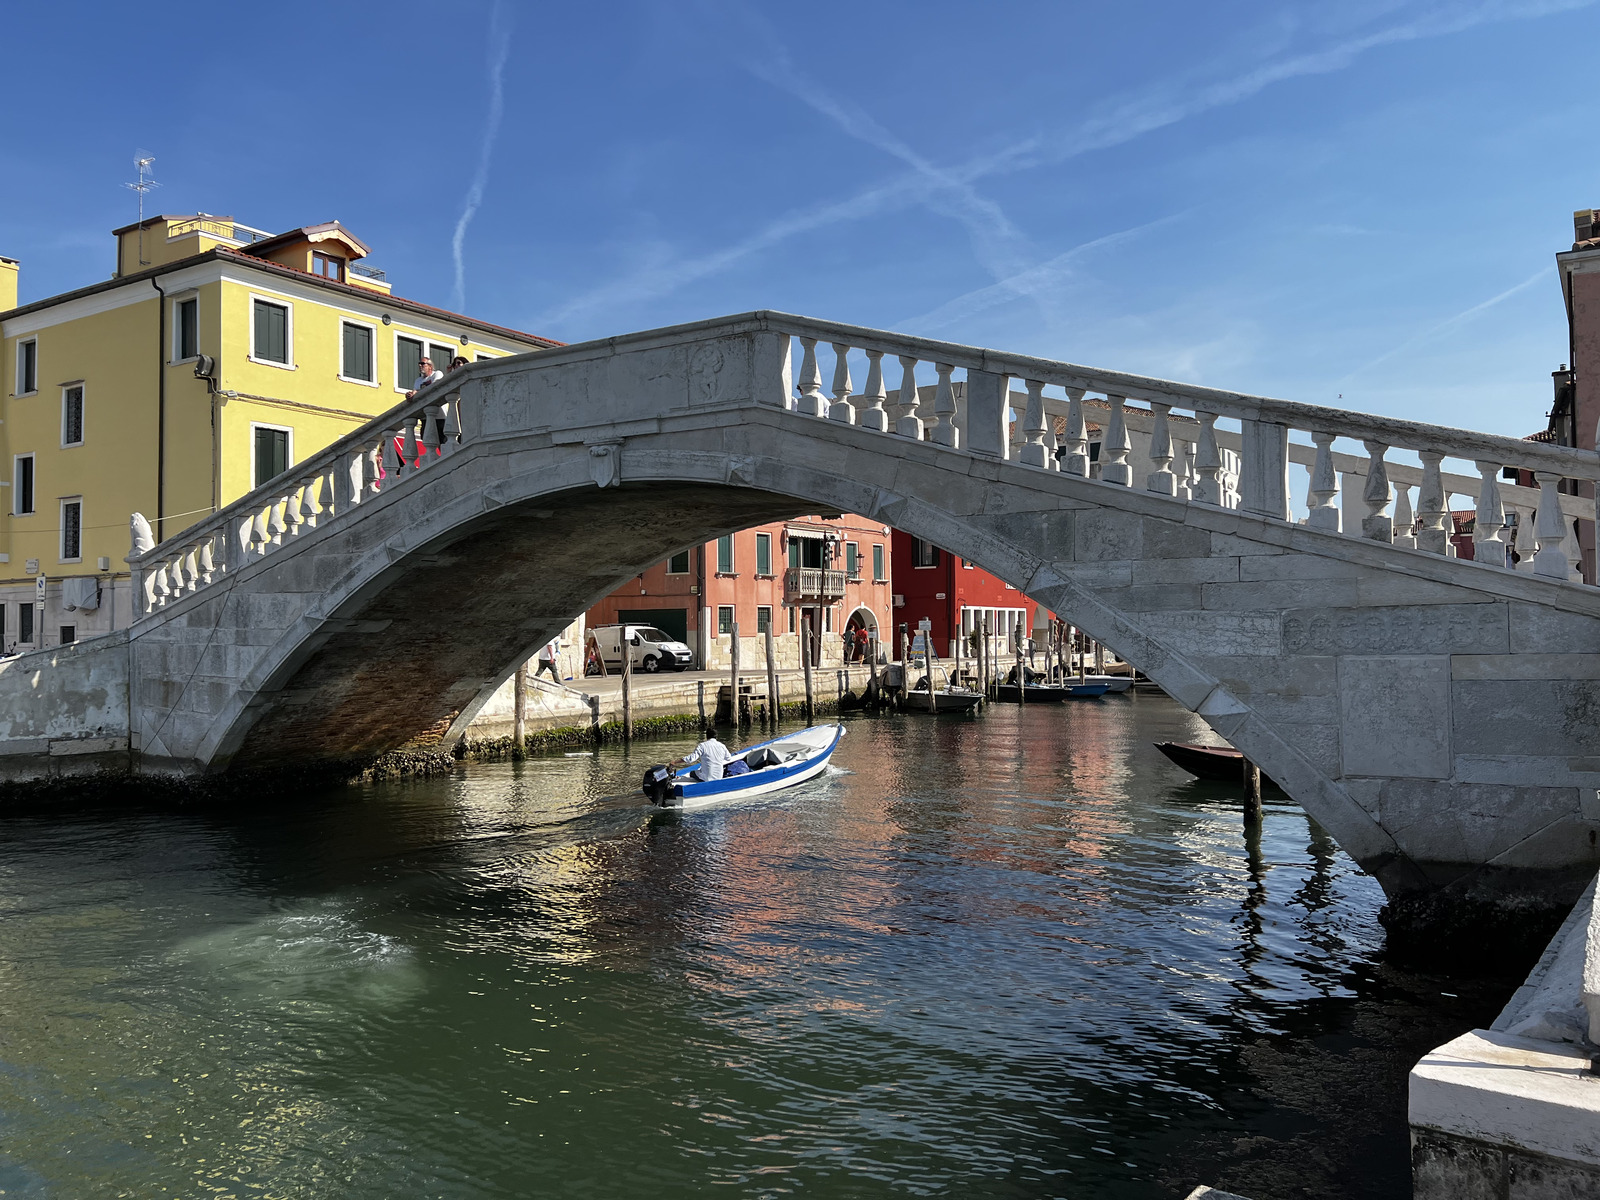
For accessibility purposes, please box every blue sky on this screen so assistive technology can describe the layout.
[3,0,1595,438]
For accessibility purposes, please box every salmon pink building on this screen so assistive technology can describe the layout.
[586,514,894,670]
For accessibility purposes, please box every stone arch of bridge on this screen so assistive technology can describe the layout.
[172,431,1406,899]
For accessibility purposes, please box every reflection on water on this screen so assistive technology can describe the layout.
[0,697,1514,1199]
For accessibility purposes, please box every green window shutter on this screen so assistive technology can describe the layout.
[343,324,372,381]
[755,534,770,576]
[178,299,198,359]
[846,544,858,576]
[788,538,800,568]
[254,301,287,363]
[398,337,422,385]
[717,535,733,573]
[255,428,288,486]
[873,544,884,580]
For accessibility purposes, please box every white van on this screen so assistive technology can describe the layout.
[589,624,694,673]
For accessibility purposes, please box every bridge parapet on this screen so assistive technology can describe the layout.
[127,311,1600,611]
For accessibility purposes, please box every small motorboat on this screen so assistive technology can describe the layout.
[1154,742,1280,788]
[901,687,983,714]
[642,724,844,810]
[994,681,1110,702]
[1081,674,1132,693]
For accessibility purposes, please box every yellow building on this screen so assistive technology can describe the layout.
[0,214,557,649]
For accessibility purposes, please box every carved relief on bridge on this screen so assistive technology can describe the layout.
[1282,603,1508,656]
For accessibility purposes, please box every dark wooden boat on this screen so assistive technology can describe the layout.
[994,681,1110,702]
[901,688,983,713]
[1154,742,1280,788]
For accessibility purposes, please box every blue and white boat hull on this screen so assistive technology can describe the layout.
[647,724,845,811]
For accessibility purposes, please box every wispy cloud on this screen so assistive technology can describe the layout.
[538,0,1592,331]
[895,214,1186,333]
[451,0,514,314]
[1339,266,1550,381]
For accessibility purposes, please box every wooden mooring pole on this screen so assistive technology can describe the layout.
[765,624,780,731]
[512,661,527,759]
[1244,760,1263,825]
[621,634,633,743]
[801,617,816,724]
[729,621,741,730]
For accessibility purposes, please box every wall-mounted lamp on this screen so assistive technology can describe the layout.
[381,314,392,326]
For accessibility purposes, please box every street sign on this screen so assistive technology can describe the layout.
[917,618,932,632]
[35,575,46,603]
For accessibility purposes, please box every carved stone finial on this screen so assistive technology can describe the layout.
[130,512,155,555]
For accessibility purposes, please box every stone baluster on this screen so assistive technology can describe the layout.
[1511,506,1536,571]
[152,562,171,607]
[249,507,270,555]
[285,488,305,538]
[402,417,420,473]
[894,356,923,439]
[1062,389,1089,476]
[1173,439,1193,499]
[442,395,463,454]
[140,567,158,614]
[1304,431,1340,531]
[930,363,959,447]
[1360,441,1393,542]
[795,337,826,417]
[827,343,855,424]
[300,474,322,530]
[422,405,443,463]
[1101,395,1132,486]
[198,539,216,585]
[1560,508,1584,582]
[1393,485,1416,549]
[1416,451,1448,554]
[1443,492,1459,557]
[362,443,382,498]
[384,428,405,481]
[166,552,187,596]
[1019,379,1050,468]
[1532,472,1572,579]
[266,498,288,545]
[1192,411,1223,505]
[1146,402,1176,495]
[1045,409,1062,470]
[182,546,200,592]
[857,350,889,432]
[1473,461,1506,566]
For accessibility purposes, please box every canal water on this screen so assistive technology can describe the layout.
[0,696,1517,1199]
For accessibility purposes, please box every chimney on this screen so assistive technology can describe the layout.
[1576,209,1598,246]
[0,257,16,313]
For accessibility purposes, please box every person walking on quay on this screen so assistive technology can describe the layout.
[534,638,561,683]
[854,625,870,663]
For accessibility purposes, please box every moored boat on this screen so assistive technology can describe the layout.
[994,681,1110,702]
[1081,674,1132,693]
[642,724,844,810]
[1154,741,1280,788]
[901,687,983,713]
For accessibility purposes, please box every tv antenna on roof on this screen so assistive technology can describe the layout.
[124,153,159,268]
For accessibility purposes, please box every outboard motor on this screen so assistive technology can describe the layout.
[642,764,679,807]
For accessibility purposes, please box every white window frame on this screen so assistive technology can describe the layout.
[15,337,38,396]
[754,532,772,577]
[912,537,939,568]
[13,453,34,515]
[665,550,691,575]
[17,599,35,646]
[247,292,295,370]
[338,318,380,387]
[845,540,859,579]
[61,383,85,448]
[170,292,201,364]
[873,543,886,582]
[715,534,735,575]
[59,496,83,564]
[250,422,294,488]
[717,605,735,635]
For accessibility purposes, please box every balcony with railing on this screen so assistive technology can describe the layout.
[784,566,847,604]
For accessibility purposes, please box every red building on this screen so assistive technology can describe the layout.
[889,531,1037,661]
[586,514,894,670]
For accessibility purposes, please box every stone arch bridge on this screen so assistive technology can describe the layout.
[6,312,1600,923]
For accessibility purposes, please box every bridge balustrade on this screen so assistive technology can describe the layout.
[125,313,1600,617]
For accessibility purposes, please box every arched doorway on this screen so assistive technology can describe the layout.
[844,605,878,664]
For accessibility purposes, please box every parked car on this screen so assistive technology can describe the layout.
[589,624,693,673]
